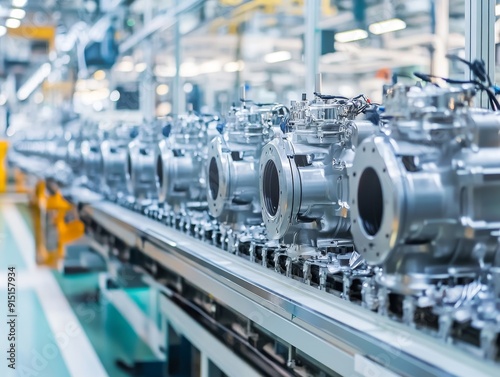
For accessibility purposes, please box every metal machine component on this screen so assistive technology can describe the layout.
[81,136,102,190]
[207,96,287,243]
[100,124,137,199]
[67,134,84,174]
[350,84,500,293]
[156,111,216,210]
[259,91,374,253]
[11,84,500,368]
[126,122,161,203]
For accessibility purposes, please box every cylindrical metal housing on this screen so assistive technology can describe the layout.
[207,104,284,227]
[156,112,217,209]
[350,85,500,293]
[259,94,374,248]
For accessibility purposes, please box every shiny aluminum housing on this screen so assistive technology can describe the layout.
[126,125,160,202]
[81,139,102,189]
[207,103,286,228]
[156,112,217,209]
[350,84,500,293]
[259,94,374,251]
[100,125,136,198]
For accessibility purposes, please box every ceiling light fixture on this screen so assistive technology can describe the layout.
[224,60,245,72]
[264,50,292,64]
[496,4,500,16]
[180,62,198,77]
[115,61,134,72]
[369,18,407,35]
[6,18,21,28]
[10,8,26,19]
[0,26,7,37]
[109,90,120,102]
[154,65,176,77]
[156,84,169,96]
[93,70,106,80]
[334,29,368,43]
[12,0,27,7]
[135,62,147,72]
[199,60,221,74]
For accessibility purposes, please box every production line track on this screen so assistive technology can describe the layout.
[79,198,499,377]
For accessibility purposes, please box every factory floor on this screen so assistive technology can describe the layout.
[0,194,160,377]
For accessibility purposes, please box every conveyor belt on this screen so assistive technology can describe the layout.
[81,199,500,377]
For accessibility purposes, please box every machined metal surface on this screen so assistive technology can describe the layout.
[82,200,500,377]
[207,102,286,229]
[81,139,102,189]
[259,93,375,253]
[351,85,500,293]
[9,83,500,373]
[126,126,160,202]
[100,125,137,199]
[156,112,216,209]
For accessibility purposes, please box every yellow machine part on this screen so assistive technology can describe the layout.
[32,179,85,268]
[14,168,29,193]
[0,140,8,193]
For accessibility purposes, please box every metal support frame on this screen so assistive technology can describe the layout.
[173,0,183,116]
[304,0,320,97]
[80,200,500,377]
[160,294,260,377]
[432,0,450,78]
[465,0,496,108]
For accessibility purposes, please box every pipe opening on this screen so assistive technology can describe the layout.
[357,167,384,236]
[209,157,219,200]
[126,153,132,178]
[156,155,163,189]
[262,160,280,217]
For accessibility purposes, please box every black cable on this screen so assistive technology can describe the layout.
[413,72,500,110]
[313,92,348,100]
[446,54,493,89]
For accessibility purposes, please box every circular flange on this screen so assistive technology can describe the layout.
[207,136,231,217]
[126,140,157,199]
[259,137,300,239]
[156,140,171,203]
[349,136,405,265]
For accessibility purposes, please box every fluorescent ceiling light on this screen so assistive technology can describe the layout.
[224,60,245,72]
[154,65,176,77]
[180,62,198,77]
[115,61,134,72]
[496,4,500,16]
[12,0,27,7]
[135,62,147,72]
[10,8,26,19]
[93,70,106,80]
[199,60,221,74]
[0,26,6,37]
[369,18,406,35]
[335,29,368,43]
[109,90,120,102]
[264,50,292,63]
[6,18,21,28]
[156,84,169,96]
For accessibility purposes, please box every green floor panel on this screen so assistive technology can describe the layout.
[0,208,27,271]
[126,287,152,316]
[53,271,160,377]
